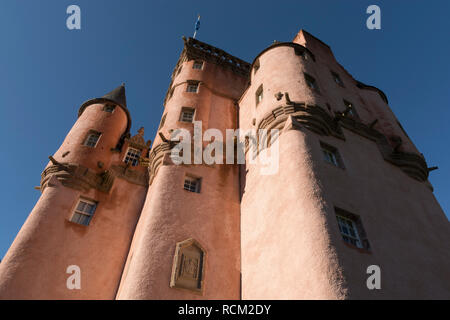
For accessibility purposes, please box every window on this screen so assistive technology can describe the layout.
[168,87,174,100]
[159,113,167,129]
[187,81,199,93]
[335,208,370,250]
[193,60,203,70]
[320,142,343,168]
[331,71,344,87]
[254,59,260,74]
[71,198,97,226]
[103,104,116,113]
[336,215,362,248]
[123,147,142,167]
[83,130,101,147]
[343,100,358,117]
[295,47,308,60]
[184,176,201,193]
[179,107,195,123]
[255,85,263,106]
[304,73,319,92]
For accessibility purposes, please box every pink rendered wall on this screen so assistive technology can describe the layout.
[117,57,247,299]
[53,103,129,172]
[0,102,148,299]
[313,128,450,299]
[239,30,450,299]
[241,129,347,299]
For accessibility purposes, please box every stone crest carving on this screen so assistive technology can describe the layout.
[170,238,206,293]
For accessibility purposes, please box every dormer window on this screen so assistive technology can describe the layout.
[193,61,204,70]
[83,130,101,148]
[187,81,199,93]
[103,104,116,113]
[255,84,263,106]
[123,147,142,167]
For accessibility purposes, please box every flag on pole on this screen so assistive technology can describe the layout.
[193,15,200,38]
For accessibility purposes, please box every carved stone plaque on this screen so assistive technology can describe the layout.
[170,238,205,293]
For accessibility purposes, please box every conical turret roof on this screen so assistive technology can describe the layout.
[78,84,132,133]
[101,84,127,108]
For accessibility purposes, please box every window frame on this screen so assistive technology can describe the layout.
[335,208,370,251]
[331,71,344,87]
[179,107,195,123]
[320,141,344,169]
[192,60,204,70]
[83,130,101,148]
[186,81,200,93]
[253,59,260,74]
[123,147,142,167]
[183,175,201,193]
[304,73,320,93]
[255,84,263,106]
[70,198,97,226]
[103,104,116,113]
[294,47,308,60]
[336,214,363,248]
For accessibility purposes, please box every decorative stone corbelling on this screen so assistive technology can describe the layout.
[40,159,149,193]
[40,162,114,193]
[254,93,429,182]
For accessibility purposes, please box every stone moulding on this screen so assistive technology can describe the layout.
[109,165,148,187]
[254,95,429,182]
[184,37,250,77]
[148,141,175,185]
[40,161,148,193]
[40,163,114,193]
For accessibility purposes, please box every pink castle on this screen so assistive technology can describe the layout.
[0,29,449,299]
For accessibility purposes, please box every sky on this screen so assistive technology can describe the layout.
[0,0,449,259]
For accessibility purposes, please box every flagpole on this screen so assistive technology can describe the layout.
[193,14,200,39]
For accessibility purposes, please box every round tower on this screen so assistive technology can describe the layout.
[0,85,149,299]
[116,38,249,299]
[240,30,445,299]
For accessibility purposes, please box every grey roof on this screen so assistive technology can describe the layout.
[78,84,131,133]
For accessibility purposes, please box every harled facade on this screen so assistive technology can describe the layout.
[0,30,449,299]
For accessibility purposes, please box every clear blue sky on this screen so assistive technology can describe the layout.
[0,0,449,259]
